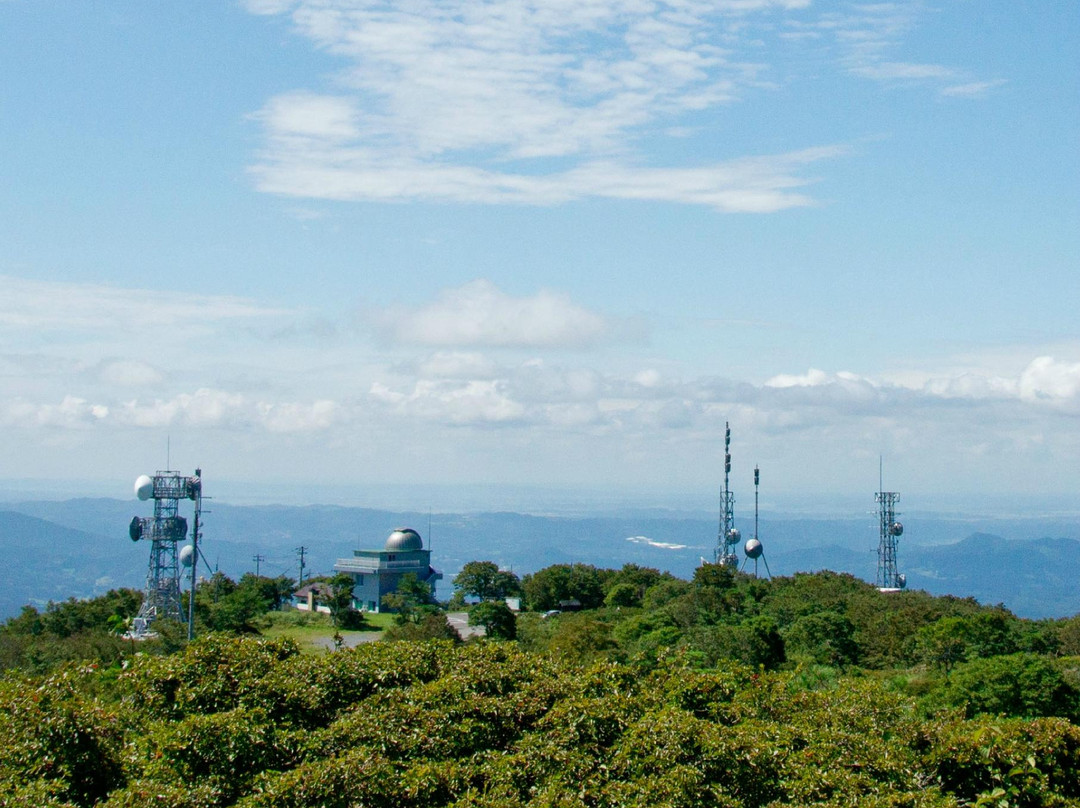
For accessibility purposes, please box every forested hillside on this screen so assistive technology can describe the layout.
[3,638,1080,807]
[3,563,1080,807]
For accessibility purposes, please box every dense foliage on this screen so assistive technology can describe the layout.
[3,636,1080,807]
[0,589,142,674]
[5,561,1080,806]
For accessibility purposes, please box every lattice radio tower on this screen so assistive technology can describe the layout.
[129,468,203,637]
[715,422,740,567]
[875,459,905,591]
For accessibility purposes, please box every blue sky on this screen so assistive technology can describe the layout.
[1,0,1078,510]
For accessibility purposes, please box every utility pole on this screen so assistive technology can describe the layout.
[187,468,203,642]
[296,546,308,586]
[253,553,265,578]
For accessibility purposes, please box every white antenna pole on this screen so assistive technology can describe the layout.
[754,465,760,541]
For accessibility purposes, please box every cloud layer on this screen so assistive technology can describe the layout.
[244,0,995,208]
[376,280,614,349]
[5,274,1076,493]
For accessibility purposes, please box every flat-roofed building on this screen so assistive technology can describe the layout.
[333,527,441,612]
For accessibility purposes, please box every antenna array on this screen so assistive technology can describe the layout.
[875,464,905,590]
[129,469,203,638]
[715,422,740,567]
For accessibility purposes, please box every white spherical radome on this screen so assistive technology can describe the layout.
[134,475,154,501]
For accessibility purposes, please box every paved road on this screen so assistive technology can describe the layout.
[310,611,485,651]
[446,611,486,639]
[310,630,381,651]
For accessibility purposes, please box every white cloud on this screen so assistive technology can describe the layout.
[98,360,165,388]
[119,389,248,429]
[415,352,501,380]
[4,396,109,429]
[940,79,1007,99]
[0,275,290,335]
[3,389,345,434]
[922,373,1017,401]
[9,349,1080,497]
[626,535,689,550]
[370,379,527,425]
[252,133,843,210]
[253,92,360,141]
[1019,357,1080,405]
[850,61,955,82]
[378,280,613,349]
[258,400,341,432]
[241,0,297,17]
[764,368,832,388]
[804,5,999,96]
[244,0,1002,208]
[246,0,851,209]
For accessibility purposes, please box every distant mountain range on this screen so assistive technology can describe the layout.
[2,498,1078,620]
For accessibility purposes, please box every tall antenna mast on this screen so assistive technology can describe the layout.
[742,465,771,578]
[715,422,739,566]
[875,460,905,591]
[754,465,759,544]
[186,468,203,641]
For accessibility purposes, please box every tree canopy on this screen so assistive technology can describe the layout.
[452,561,522,602]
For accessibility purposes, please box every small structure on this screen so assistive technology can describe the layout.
[293,582,332,613]
[333,528,442,612]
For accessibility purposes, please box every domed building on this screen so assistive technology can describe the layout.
[333,528,442,612]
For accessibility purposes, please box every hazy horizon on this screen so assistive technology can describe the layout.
[2,476,1079,525]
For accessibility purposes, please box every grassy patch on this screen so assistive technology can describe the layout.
[254,609,388,653]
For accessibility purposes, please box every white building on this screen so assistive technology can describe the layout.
[333,528,442,612]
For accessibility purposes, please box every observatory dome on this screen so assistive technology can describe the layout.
[385,528,423,552]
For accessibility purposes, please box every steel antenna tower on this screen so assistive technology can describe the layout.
[715,422,740,567]
[875,459,905,591]
[130,468,202,637]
